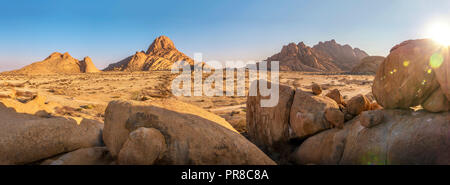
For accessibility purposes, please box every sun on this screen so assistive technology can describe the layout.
[426,22,450,46]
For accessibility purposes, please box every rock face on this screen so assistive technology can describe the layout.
[0,104,103,164]
[3,52,101,75]
[246,81,295,160]
[266,39,368,72]
[372,39,449,112]
[104,99,275,165]
[104,36,195,71]
[292,109,450,165]
[351,56,385,74]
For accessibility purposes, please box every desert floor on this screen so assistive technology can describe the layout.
[0,71,374,134]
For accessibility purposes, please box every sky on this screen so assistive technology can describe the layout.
[0,0,449,71]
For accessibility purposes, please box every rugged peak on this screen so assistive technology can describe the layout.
[146,35,176,54]
[62,52,71,59]
[297,42,307,48]
[83,56,92,63]
[280,43,299,57]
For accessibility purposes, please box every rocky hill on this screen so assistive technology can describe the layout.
[2,52,100,75]
[104,36,195,71]
[351,56,385,74]
[266,39,368,72]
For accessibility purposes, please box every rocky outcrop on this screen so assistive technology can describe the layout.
[372,39,449,112]
[351,56,385,74]
[103,99,274,165]
[104,36,196,71]
[0,104,103,164]
[292,109,450,165]
[2,52,101,75]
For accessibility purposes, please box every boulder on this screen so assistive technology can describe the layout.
[359,110,384,128]
[311,83,322,95]
[326,89,344,105]
[104,99,275,165]
[422,88,449,112]
[292,109,450,165]
[118,127,167,165]
[372,39,449,112]
[0,104,103,164]
[346,94,371,115]
[104,98,237,157]
[247,81,295,159]
[324,108,345,129]
[47,147,113,165]
[289,89,340,139]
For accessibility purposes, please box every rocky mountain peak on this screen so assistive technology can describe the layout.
[146,36,176,54]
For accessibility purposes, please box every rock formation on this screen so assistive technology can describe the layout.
[292,110,449,165]
[351,56,385,74]
[104,36,196,71]
[266,39,368,72]
[0,103,103,164]
[103,99,275,165]
[372,39,449,112]
[247,39,449,165]
[2,52,101,75]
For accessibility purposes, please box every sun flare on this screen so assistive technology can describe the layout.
[426,22,450,46]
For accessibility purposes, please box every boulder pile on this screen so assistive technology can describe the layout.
[246,39,449,165]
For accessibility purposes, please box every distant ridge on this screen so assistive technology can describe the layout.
[266,39,369,72]
[2,52,101,75]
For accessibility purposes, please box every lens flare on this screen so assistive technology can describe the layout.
[426,22,450,46]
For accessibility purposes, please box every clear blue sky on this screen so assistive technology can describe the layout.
[0,0,449,71]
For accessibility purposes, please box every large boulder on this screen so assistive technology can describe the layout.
[104,98,237,157]
[289,89,341,139]
[372,39,449,112]
[46,147,113,165]
[0,104,103,164]
[104,99,275,165]
[292,109,450,165]
[246,81,295,160]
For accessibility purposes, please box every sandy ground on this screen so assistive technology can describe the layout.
[0,71,374,134]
